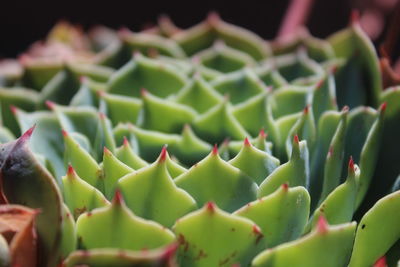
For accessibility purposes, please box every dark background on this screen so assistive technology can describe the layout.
[0,0,354,58]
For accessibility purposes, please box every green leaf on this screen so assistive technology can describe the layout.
[62,165,109,219]
[258,137,309,198]
[60,204,77,259]
[252,217,356,267]
[115,137,148,170]
[175,147,257,212]
[119,147,196,227]
[229,138,280,185]
[270,85,310,119]
[76,191,175,250]
[107,54,187,98]
[173,202,265,267]
[328,22,382,108]
[234,185,310,248]
[0,127,63,267]
[140,89,197,133]
[63,244,179,267]
[348,190,400,267]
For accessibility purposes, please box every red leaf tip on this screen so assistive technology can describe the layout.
[259,129,267,139]
[348,156,355,172]
[67,164,75,176]
[252,225,262,235]
[380,102,387,113]
[103,146,111,155]
[303,105,309,114]
[61,129,68,137]
[244,137,251,147]
[113,190,124,205]
[45,100,56,110]
[374,256,387,267]
[350,9,360,25]
[282,183,289,191]
[205,201,215,213]
[294,135,299,144]
[159,146,168,162]
[212,144,218,155]
[317,215,329,234]
[161,242,179,262]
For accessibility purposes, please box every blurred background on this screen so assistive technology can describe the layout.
[0,0,398,58]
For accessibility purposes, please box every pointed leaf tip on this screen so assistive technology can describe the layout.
[317,215,329,234]
[348,156,355,172]
[159,146,168,162]
[212,144,218,155]
[112,190,124,205]
[205,201,215,213]
[99,112,106,120]
[140,88,148,96]
[259,129,267,139]
[342,105,349,113]
[103,146,111,155]
[374,256,387,267]
[350,9,360,24]
[123,136,130,147]
[161,242,179,262]
[316,79,324,89]
[207,11,220,26]
[9,105,17,115]
[294,135,300,144]
[380,102,387,113]
[45,100,56,110]
[21,125,36,140]
[67,164,75,176]
[303,105,309,114]
[61,129,68,137]
[282,183,289,191]
[244,137,251,147]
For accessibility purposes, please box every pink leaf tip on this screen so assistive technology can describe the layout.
[61,129,68,137]
[342,105,349,113]
[123,136,130,147]
[9,105,17,115]
[350,9,360,25]
[113,189,124,205]
[161,242,179,263]
[374,256,387,267]
[207,11,220,26]
[244,137,251,147]
[317,215,329,234]
[103,146,111,155]
[380,102,387,113]
[205,201,215,213]
[45,100,56,110]
[159,146,168,162]
[259,129,267,139]
[212,144,219,155]
[21,125,36,140]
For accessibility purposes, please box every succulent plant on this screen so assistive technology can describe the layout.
[0,11,399,267]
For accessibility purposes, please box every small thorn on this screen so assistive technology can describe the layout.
[212,144,218,155]
[159,146,168,162]
[205,202,215,213]
[123,136,130,147]
[342,105,349,113]
[282,183,289,191]
[140,88,148,96]
[348,156,355,172]
[374,256,387,267]
[67,164,75,176]
[103,146,111,155]
[207,11,220,26]
[294,135,299,144]
[112,189,124,205]
[61,129,68,137]
[9,105,17,115]
[244,137,251,147]
[259,129,267,139]
[45,100,56,110]
[21,125,36,140]
[328,146,334,157]
[350,9,360,25]
[252,225,262,235]
[303,105,309,114]
[317,215,329,234]
[380,102,387,113]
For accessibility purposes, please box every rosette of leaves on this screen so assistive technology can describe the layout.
[0,13,399,267]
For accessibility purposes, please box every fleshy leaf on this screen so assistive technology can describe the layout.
[115,137,148,170]
[107,53,187,98]
[100,92,143,125]
[258,136,309,198]
[175,148,257,212]
[60,204,76,260]
[173,202,265,267]
[348,190,400,267]
[0,128,63,267]
[252,218,356,267]
[76,191,175,250]
[63,244,178,267]
[229,138,280,185]
[62,165,109,219]
[140,89,197,133]
[119,147,197,227]
[234,185,310,248]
